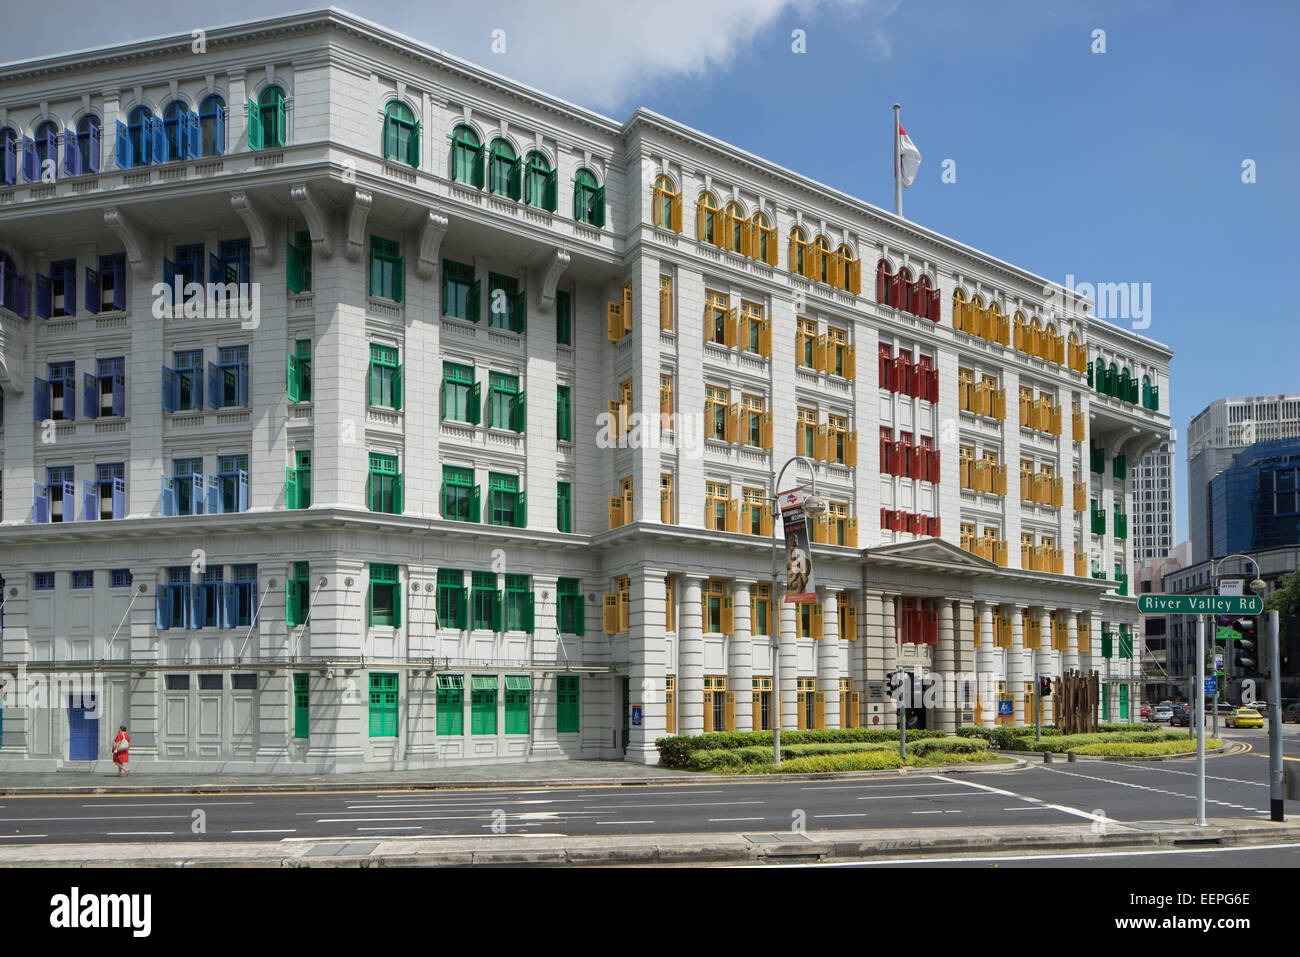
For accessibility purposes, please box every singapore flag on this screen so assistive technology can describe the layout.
[897,124,921,188]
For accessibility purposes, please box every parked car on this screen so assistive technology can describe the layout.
[1215,702,1237,715]
[1282,703,1300,724]
[1151,706,1174,722]
[1226,707,1264,729]
[1170,705,1204,727]
[1140,704,1151,719]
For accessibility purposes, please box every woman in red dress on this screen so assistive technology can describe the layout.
[112,725,130,776]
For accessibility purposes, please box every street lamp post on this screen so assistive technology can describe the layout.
[770,455,824,768]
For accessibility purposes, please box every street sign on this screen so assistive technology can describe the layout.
[1137,594,1263,615]
[997,701,1014,717]
[1204,677,1218,695]
[631,705,642,727]
[1218,579,1244,597]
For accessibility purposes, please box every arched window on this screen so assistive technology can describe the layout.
[696,191,719,245]
[917,273,934,318]
[199,95,226,157]
[35,120,59,171]
[525,152,555,210]
[383,101,418,167]
[790,227,809,277]
[813,236,831,284]
[724,202,745,254]
[254,86,286,149]
[163,102,188,162]
[751,212,773,264]
[0,128,16,186]
[653,174,679,231]
[1044,321,1058,363]
[128,107,153,168]
[75,115,101,174]
[877,260,894,304]
[951,288,967,331]
[896,267,913,312]
[1029,316,1043,356]
[450,125,483,187]
[488,139,519,199]
[573,168,604,226]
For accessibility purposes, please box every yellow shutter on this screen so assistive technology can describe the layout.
[994,540,1008,566]
[993,389,1006,420]
[721,596,734,634]
[1020,471,1031,502]
[1074,481,1087,512]
[725,403,740,443]
[695,200,707,241]
[814,692,825,729]
[725,692,735,731]
[814,334,828,372]
[846,516,858,548]
[848,259,861,295]
[603,595,619,634]
[845,429,858,467]
[845,604,858,641]
[760,318,772,357]
[1072,411,1085,443]
[795,419,806,457]
[993,464,1007,496]
[671,193,683,233]
[1051,478,1063,508]
[814,423,829,461]
[765,225,778,266]
[811,602,824,639]
[760,411,774,450]
[797,694,807,730]
[1075,552,1088,578]
[659,286,673,331]
[619,592,630,632]
[606,303,621,341]
[726,498,739,533]
[652,185,665,227]
[844,343,856,379]
[661,488,672,524]
[724,307,738,348]
[752,691,762,731]
[608,495,622,529]
[622,282,633,333]
[1050,405,1062,436]
[761,503,773,537]
[703,690,714,733]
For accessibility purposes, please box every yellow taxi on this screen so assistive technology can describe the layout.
[1226,707,1264,729]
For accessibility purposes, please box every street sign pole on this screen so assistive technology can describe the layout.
[1195,614,1206,827]
[1268,610,1284,822]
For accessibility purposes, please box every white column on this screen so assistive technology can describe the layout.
[818,588,841,729]
[976,601,996,725]
[679,577,704,736]
[779,594,798,731]
[1064,608,1081,675]
[626,572,668,763]
[880,593,899,730]
[730,581,754,732]
[1038,607,1054,727]
[933,599,956,731]
[1009,605,1027,727]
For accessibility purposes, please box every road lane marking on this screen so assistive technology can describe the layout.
[800,782,954,791]
[579,801,763,810]
[230,829,297,834]
[80,802,256,808]
[0,834,46,839]
[1029,765,1267,813]
[357,826,422,831]
[854,793,972,800]
[595,821,654,825]
[0,815,191,822]
[813,813,867,818]
[708,817,765,822]
[1001,806,1054,811]
[935,775,1114,825]
[910,810,962,814]
[106,831,176,836]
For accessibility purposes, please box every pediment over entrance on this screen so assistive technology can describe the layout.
[866,538,998,570]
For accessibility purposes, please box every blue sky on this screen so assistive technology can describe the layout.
[4,0,1297,543]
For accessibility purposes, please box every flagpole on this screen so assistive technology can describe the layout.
[893,103,902,218]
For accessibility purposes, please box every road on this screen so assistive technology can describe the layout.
[0,730,1293,845]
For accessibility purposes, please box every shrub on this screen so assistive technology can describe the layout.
[655,727,946,766]
[908,737,988,755]
[1011,730,1191,753]
[683,749,745,771]
[908,749,1005,767]
[760,751,905,774]
[1070,739,1221,757]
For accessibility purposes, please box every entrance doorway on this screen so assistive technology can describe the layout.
[68,694,99,760]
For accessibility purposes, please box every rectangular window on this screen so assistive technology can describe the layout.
[705,481,730,531]
[368,673,398,737]
[705,290,729,345]
[440,362,476,424]
[95,462,125,520]
[741,301,765,354]
[703,579,725,634]
[442,465,477,522]
[368,236,403,303]
[217,454,249,513]
[174,350,204,412]
[232,565,257,627]
[47,361,75,421]
[437,569,467,630]
[293,673,310,738]
[471,675,498,735]
[658,275,674,332]
[827,326,847,376]
[472,571,499,631]
[797,317,818,368]
[33,572,55,590]
[557,675,580,733]
[367,343,402,410]
[487,272,525,332]
[214,345,249,409]
[442,259,477,321]
[753,583,771,637]
[166,674,190,691]
[199,674,223,691]
[743,394,765,447]
[89,357,125,419]
[436,674,465,736]
[232,674,257,691]
[110,569,133,588]
[368,564,400,628]
[288,339,312,403]
[705,385,729,440]
[173,457,203,516]
[286,561,310,627]
[488,372,523,432]
[557,481,572,533]
[504,675,531,734]
[71,570,93,589]
[558,578,584,635]
[488,472,523,527]
[367,453,402,514]
[557,385,572,442]
[556,289,572,344]
[287,231,312,294]
[287,449,311,510]
[504,575,533,633]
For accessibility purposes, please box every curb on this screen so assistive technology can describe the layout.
[7,819,1299,868]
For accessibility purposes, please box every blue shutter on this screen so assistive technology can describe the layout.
[83,371,99,419]
[34,483,49,524]
[187,111,200,158]
[87,121,100,174]
[21,136,37,182]
[1,135,15,185]
[162,258,176,306]
[209,251,221,286]
[161,366,177,413]
[84,266,100,314]
[190,473,204,513]
[151,114,165,166]
[156,586,172,630]
[161,475,175,517]
[62,130,80,177]
[83,480,98,521]
[189,580,204,629]
[11,275,28,317]
[111,257,126,310]
[33,377,50,420]
[213,103,226,156]
[35,273,51,319]
[208,362,219,409]
[222,583,237,629]
[115,120,130,169]
[237,360,248,406]
[206,473,219,514]
[238,469,248,512]
[112,372,125,416]
[62,369,75,421]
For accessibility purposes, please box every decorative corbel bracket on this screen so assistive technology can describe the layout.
[414,210,449,280]
[230,191,275,267]
[345,189,373,262]
[538,248,571,311]
[102,207,151,278]
[290,183,334,259]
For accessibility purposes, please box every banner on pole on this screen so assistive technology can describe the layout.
[778,487,816,603]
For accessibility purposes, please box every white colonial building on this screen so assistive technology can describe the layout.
[0,9,1172,772]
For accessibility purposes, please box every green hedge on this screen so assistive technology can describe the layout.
[683,737,987,771]
[655,727,947,767]
[1013,730,1189,753]
[754,751,905,773]
[1070,739,1222,757]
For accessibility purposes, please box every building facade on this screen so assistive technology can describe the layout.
[0,10,1172,772]
[1188,395,1300,563]
[1133,433,1175,564]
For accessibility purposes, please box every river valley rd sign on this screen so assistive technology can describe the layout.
[1136,594,1264,615]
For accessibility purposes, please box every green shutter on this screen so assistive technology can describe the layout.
[393,256,404,304]
[511,391,525,432]
[469,381,481,424]
[593,185,606,227]
[524,592,535,634]
[286,467,298,510]
[468,278,481,323]
[395,473,404,514]
[393,365,403,410]
[294,674,310,738]
[274,92,287,147]
[287,354,300,401]
[367,363,375,406]
[544,168,557,212]
[247,98,262,150]
[393,582,402,629]
[472,484,481,523]
[286,579,299,627]
[514,491,526,528]
[409,120,420,167]
[490,590,502,632]
[458,587,469,629]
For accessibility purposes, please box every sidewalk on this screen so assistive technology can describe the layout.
[3,817,1297,868]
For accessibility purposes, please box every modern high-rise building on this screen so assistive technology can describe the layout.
[1133,433,1175,564]
[0,9,1172,772]
[1187,395,1300,563]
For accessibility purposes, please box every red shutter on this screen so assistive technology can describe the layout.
[929,288,940,321]
[878,345,891,386]
[928,367,939,402]
[876,263,890,303]
[929,448,941,484]
[924,609,939,645]
[890,355,904,392]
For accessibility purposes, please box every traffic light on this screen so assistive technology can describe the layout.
[1232,617,1257,670]
[1038,676,1053,698]
[884,671,901,699]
